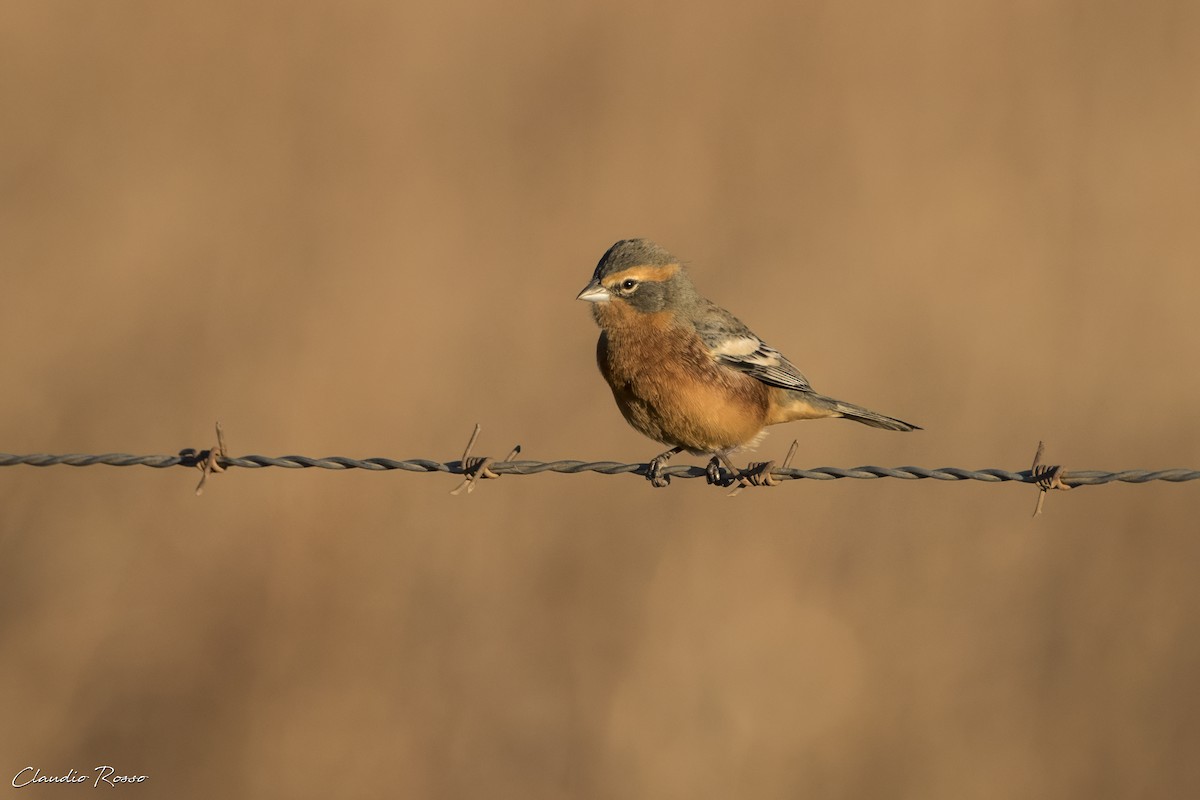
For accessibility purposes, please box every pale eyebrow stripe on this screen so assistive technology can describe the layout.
[602,263,681,286]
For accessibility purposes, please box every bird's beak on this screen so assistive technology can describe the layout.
[576,280,611,303]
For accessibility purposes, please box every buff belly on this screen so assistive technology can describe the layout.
[597,328,770,453]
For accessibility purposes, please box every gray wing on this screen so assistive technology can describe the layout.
[692,302,814,393]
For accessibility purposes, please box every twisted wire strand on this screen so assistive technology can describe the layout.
[2,452,1198,486]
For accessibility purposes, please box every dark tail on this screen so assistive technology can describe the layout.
[825,397,921,432]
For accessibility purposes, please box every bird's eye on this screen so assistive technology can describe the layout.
[621,279,638,291]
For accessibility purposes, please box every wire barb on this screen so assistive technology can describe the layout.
[182,422,228,496]
[1030,440,1071,517]
[727,440,800,497]
[449,424,522,496]
[4,435,1199,508]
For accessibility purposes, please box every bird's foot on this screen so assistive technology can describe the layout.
[647,457,671,487]
[713,452,754,495]
[646,446,685,488]
[705,456,725,486]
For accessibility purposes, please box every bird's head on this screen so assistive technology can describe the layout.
[576,239,696,318]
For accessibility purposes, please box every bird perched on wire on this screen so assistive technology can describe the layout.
[577,238,920,487]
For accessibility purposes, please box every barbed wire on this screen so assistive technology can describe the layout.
[3,451,1199,486]
[3,425,1198,513]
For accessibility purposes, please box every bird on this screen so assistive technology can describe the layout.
[576,238,920,487]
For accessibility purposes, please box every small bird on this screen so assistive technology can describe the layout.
[577,239,920,487]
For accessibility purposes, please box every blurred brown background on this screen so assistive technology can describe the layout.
[2,1,1199,797]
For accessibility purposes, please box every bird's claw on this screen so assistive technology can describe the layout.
[647,457,671,488]
[645,446,685,488]
[706,456,726,486]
